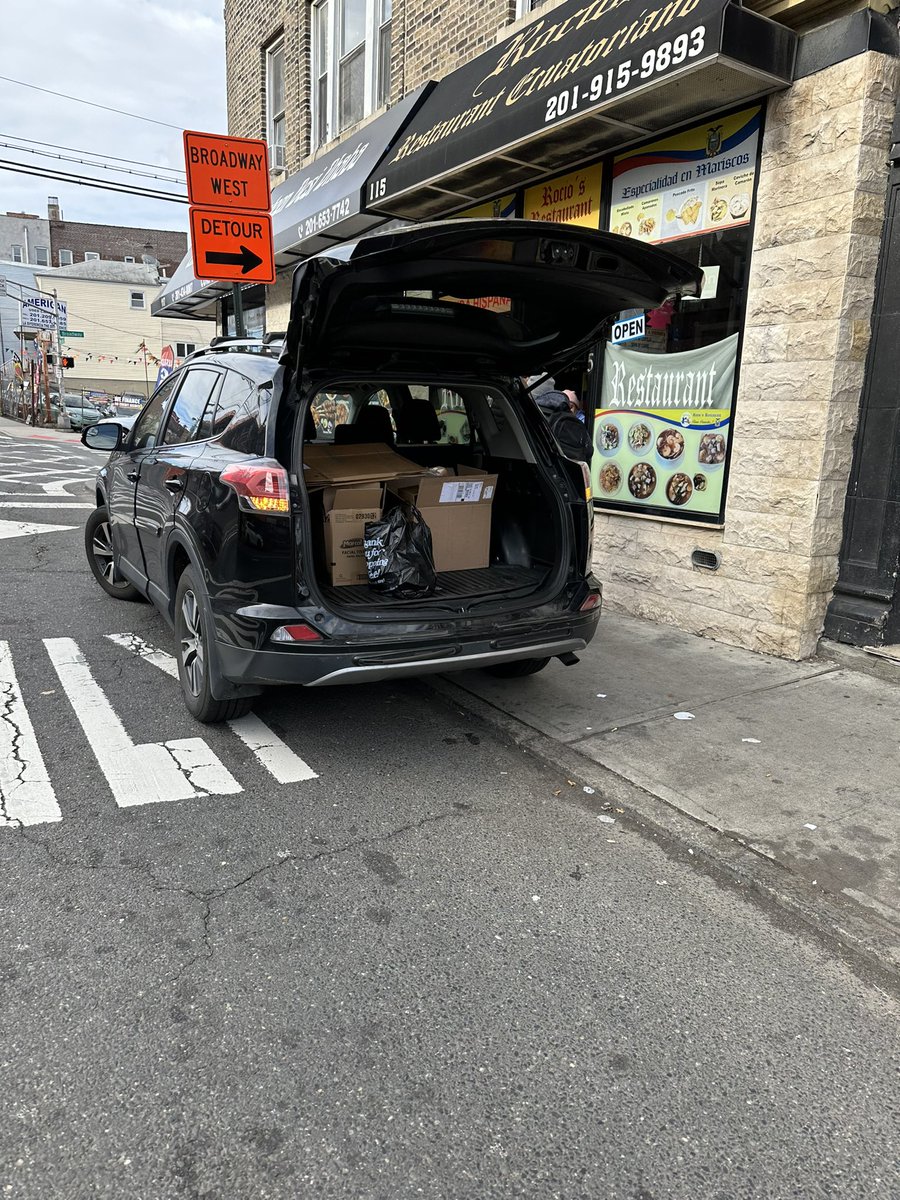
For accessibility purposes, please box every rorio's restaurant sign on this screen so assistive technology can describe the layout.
[367,0,793,214]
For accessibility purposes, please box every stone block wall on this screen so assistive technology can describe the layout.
[592,51,900,659]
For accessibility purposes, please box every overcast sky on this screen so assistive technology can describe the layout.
[0,0,226,234]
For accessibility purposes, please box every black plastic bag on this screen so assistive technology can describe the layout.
[364,503,436,599]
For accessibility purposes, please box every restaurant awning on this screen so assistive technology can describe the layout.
[365,0,796,219]
[271,82,434,268]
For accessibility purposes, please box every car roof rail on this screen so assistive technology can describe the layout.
[182,337,281,364]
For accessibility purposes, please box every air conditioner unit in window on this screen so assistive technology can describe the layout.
[270,144,285,173]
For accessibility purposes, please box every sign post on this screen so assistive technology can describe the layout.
[183,130,275,338]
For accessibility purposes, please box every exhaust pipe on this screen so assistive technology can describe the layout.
[557,652,580,666]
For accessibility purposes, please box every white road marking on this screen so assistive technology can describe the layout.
[0,518,77,539]
[0,642,61,827]
[105,632,318,784]
[0,502,92,509]
[44,637,242,808]
[228,714,318,784]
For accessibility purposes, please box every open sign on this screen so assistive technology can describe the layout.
[611,314,645,344]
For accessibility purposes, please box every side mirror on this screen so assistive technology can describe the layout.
[82,422,125,452]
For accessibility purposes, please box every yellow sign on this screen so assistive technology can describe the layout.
[523,164,602,229]
[609,106,761,246]
[456,194,517,219]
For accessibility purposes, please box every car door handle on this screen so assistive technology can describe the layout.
[164,477,184,493]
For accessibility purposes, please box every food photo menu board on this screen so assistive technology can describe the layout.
[591,334,739,525]
[609,106,761,246]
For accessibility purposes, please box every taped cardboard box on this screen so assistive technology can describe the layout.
[304,442,426,486]
[395,466,498,572]
[323,485,383,586]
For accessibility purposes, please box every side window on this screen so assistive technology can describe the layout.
[130,376,179,452]
[162,369,221,446]
[205,371,268,455]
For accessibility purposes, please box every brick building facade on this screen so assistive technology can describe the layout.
[209,0,900,659]
[46,199,186,276]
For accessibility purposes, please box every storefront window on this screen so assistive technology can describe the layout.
[591,105,762,526]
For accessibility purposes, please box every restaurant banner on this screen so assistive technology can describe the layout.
[592,332,738,522]
[609,106,760,245]
[523,163,602,228]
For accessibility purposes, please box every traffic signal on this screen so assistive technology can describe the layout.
[61,355,75,369]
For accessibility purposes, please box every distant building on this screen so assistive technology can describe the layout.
[46,197,187,276]
[0,210,51,267]
[32,260,209,398]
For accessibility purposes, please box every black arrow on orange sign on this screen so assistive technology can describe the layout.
[204,245,263,274]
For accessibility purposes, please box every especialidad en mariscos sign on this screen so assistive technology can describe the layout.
[591,332,738,524]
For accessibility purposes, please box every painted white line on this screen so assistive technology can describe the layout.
[105,632,318,785]
[0,518,77,539]
[0,503,92,509]
[105,633,178,679]
[44,637,242,808]
[228,713,318,784]
[0,642,61,827]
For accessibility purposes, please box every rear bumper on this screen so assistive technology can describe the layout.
[214,618,598,689]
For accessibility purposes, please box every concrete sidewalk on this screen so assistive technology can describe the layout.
[442,610,900,962]
[0,414,83,443]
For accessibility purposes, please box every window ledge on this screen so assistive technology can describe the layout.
[496,0,571,45]
[305,104,390,167]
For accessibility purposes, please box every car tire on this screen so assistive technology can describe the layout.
[484,657,551,678]
[175,567,254,724]
[84,506,141,600]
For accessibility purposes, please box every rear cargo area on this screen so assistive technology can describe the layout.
[297,379,570,615]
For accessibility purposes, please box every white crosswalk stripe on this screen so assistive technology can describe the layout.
[45,637,243,809]
[0,642,61,827]
[105,633,318,784]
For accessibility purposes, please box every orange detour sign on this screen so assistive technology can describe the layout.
[189,208,276,284]
[183,131,271,212]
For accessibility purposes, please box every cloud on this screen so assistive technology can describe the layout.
[0,0,226,232]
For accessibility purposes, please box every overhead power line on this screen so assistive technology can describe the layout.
[0,74,186,131]
[0,133,185,176]
[0,141,186,185]
[0,159,188,204]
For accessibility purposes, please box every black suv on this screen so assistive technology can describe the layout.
[83,220,699,721]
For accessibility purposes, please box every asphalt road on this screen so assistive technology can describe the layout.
[0,433,897,1200]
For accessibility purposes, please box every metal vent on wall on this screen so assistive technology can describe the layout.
[692,549,721,571]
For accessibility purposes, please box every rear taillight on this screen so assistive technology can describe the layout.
[220,459,290,514]
[270,623,322,643]
[580,461,592,503]
[580,593,601,613]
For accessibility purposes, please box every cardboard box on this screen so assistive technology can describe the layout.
[396,466,498,573]
[323,485,383,586]
[304,442,426,487]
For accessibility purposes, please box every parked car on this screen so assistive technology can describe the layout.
[49,395,104,430]
[81,220,700,721]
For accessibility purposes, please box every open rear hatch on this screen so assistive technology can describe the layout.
[283,219,702,377]
[283,220,702,619]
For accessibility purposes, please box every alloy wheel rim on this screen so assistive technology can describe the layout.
[91,520,118,583]
[180,589,204,697]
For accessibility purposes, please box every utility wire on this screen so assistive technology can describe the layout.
[0,159,188,204]
[0,133,185,176]
[0,141,186,185]
[0,74,186,130]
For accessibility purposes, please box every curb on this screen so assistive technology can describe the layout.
[426,674,900,996]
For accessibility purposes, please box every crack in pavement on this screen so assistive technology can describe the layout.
[0,682,26,830]
[5,805,471,982]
